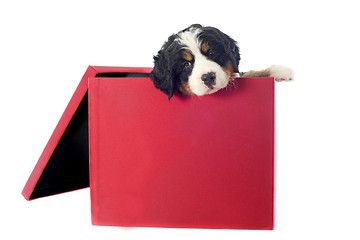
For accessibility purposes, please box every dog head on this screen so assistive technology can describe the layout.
[150,24,240,99]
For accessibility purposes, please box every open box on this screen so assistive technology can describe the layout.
[22,66,275,230]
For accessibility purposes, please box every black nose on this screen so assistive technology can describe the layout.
[201,72,216,89]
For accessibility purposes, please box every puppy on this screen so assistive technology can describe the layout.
[150,24,293,99]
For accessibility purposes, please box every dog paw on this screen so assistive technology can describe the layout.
[269,65,294,82]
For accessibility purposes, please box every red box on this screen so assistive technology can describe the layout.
[22,66,275,230]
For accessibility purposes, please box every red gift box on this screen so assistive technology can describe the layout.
[22,66,275,230]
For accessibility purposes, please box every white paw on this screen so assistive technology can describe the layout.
[269,65,294,82]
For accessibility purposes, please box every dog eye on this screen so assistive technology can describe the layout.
[183,61,191,69]
[208,49,216,57]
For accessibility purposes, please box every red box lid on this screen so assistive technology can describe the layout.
[22,66,152,200]
[88,74,275,229]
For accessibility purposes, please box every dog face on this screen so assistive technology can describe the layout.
[150,24,240,99]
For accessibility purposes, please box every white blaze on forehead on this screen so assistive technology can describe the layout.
[177,27,202,54]
[176,28,230,96]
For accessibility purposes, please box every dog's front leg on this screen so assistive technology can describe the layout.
[240,65,294,82]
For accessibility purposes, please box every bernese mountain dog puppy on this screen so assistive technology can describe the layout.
[150,24,293,99]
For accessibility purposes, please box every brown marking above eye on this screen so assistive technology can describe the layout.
[182,51,193,61]
[201,42,209,53]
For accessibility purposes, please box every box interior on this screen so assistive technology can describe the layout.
[95,72,150,78]
[30,93,89,199]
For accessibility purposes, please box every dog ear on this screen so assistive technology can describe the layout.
[224,34,240,73]
[150,35,178,100]
[229,40,240,73]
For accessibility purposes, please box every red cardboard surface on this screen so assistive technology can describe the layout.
[88,75,275,229]
[22,66,274,230]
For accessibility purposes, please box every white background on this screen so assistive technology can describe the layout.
[1,0,359,239]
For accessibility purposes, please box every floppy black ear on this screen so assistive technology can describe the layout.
[229,39,240,73]
[150,53,175,99]
[221,32,240,73]
[150,35,178,99]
